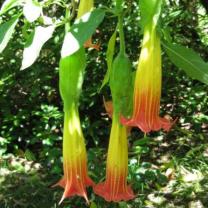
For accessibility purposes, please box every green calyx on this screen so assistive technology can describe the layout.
[59,47,86,108]
[110,51,133,117]
[139,0,163,30]
[109,6,133,117]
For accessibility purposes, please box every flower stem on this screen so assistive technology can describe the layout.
[118,13,126,53]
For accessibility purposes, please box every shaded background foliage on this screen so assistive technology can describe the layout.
[0,0,208,207]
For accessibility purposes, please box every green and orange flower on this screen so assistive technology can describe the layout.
[94,113,135,202]
[53,103,94,204]
[121,22,174,133]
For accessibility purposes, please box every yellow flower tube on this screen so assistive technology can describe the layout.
[121,22,174,133]
[94,113,135,202]
[55,103,94,204]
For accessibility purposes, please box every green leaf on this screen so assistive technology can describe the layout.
[99,29,117,91]
[161,27,172,43]
[133,137,151,147]
[0,0,24,15]
[61,8,105,58]
[25,149,36,161]
[21,25,55,70]
[115,0,124,12]
[23,0,42,23]
[139,0,162,28]
[163,42,208,85]
[90,202,97,208]
[0,14,19,53]
[119,202,128,208]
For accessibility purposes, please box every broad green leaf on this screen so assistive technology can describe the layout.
[21,25,55,70]
[0,15,19,53]
[163,42,208,85]
[61,8,105,58]
[23,0,42,23]
[0,0,24,15]
[139,0,162,28]
[99,29,117,91]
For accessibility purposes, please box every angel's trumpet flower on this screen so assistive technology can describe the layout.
[121,23,174,133]
[94,114,135,202]
[53,48,94,204]
[54,103,94,204]
[77,0,100,50]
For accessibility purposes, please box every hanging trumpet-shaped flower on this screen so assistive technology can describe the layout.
[94,7,135,202]
[94,114,135,202]
[54,102,94,204]
[53,48,94,204]
[77,0,100,50]
[121,22,174,133]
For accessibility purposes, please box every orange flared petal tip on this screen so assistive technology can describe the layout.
[52,178,65,188]
[94,182,135,202]
[160,116,177,131]
[58,182,89,205]
[121,115,176,133]
[84,38,100,50]
[53,176,94,204]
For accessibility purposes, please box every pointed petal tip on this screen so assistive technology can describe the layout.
[58,196,64,205]
[93,183,135,202]
[121,114,177,133]
[58,189,89,205]
[84,38,100,51]
[51,178,65,188]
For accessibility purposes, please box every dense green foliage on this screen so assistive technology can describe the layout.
[0,0,208,207]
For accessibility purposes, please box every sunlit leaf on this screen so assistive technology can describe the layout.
[0,0,24,15]
[42,15,53,25]
[21,25,55,70]
[163,42,208,85]
[23,0,42,23]
[61,8,105,58]
[0,14,19,53]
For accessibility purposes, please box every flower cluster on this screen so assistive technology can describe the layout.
[54,0,175,204]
